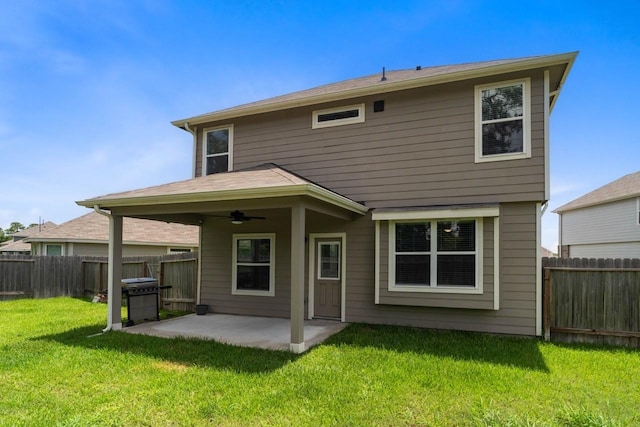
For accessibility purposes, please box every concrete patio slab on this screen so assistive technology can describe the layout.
[122,313,348,352]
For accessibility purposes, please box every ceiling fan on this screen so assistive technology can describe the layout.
[210,210,266,225]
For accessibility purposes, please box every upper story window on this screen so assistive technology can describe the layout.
[475,78,531,163]
[312,104,365,129]
[203,125,233,175]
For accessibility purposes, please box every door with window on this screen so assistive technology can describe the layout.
[314,239,342,319]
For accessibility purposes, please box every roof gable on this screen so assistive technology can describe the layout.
[554,171,640,213]
[77,163,368,215]
[172,52,578,128]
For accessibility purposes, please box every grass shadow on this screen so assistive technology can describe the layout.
[33,324,298,374]
[322,323,551,372]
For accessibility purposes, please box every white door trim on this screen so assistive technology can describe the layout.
[308,232,346,322]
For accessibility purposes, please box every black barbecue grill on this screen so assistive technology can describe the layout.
[121,278,171,326]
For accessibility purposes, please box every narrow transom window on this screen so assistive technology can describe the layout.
[391,219,479,289]
[312,104,365,129]
[203,125,233,175]
[232,234,275,296]
[475,79,531,163]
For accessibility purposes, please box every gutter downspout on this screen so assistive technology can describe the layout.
[94,205,120,333]
[184,122,197,178]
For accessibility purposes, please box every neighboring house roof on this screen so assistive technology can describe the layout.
[0,239,31,253]
[1,221,58,253]
[554,171,640,213]
[172,52,577,128]
[25,211,199,247]
[77,163,368,215]
[9,221,57,239]
[541,247,557,258]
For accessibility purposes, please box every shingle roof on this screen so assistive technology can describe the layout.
[0,239,31,253]
[554,171,640,213]
[84,163,310,202]
[77,163,368,214]
[9,221,57,238]
[172,52,578,127]
[25,211,199,246]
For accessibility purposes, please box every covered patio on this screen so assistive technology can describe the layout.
[77,163,368,353]
[123,313,349,352]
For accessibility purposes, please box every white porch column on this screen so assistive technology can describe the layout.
[106,214,123,331]
[290,203,305,353]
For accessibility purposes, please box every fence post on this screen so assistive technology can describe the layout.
[543,268,552,341]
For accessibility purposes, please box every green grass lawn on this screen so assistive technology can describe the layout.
[1,298,638,426]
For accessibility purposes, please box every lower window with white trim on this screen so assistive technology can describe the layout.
[232,233,275,296]
[390,218,482,293]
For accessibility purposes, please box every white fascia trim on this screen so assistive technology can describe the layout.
[172,53,579,128]
[78,184,368,215]
[544,70,551,201]
[372,206,499,221]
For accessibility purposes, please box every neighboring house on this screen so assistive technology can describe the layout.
[25,211,199,256]
[554,171,640,258]
[541,247,557,258]
[77,52,577,352]
[0,221,57,255]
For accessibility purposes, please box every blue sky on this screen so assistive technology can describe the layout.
[1,1,639,250]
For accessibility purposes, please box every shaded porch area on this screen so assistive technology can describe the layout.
[123,313,348,352]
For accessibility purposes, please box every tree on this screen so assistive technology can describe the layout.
[0,228,7,243]
[6,222,25,234]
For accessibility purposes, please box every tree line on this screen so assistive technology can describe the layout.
[0,222,35,243]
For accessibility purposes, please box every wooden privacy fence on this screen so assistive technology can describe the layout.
[543,257,640,347]
[0,252,198,312]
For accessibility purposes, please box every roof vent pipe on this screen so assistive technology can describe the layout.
[380,66,387,82]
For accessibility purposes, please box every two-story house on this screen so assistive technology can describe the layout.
[78,52,577,352]
[555,170,640,258]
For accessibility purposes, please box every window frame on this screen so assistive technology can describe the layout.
[474,78,531,163]
[312,104,365,129]
[231,233,276,297]
[637,198,640,226]
[202,124,234,175]
[45,244,63,256]
[388,218,483,294]
[317,241,341,281]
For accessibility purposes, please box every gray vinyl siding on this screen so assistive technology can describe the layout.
[567,242,640,259]
[198,202,538,336]
[560,198,640,246]
[193,69,547,208]
[199,211,294,318]
[347,203,537,336]
[193,69,547,336]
